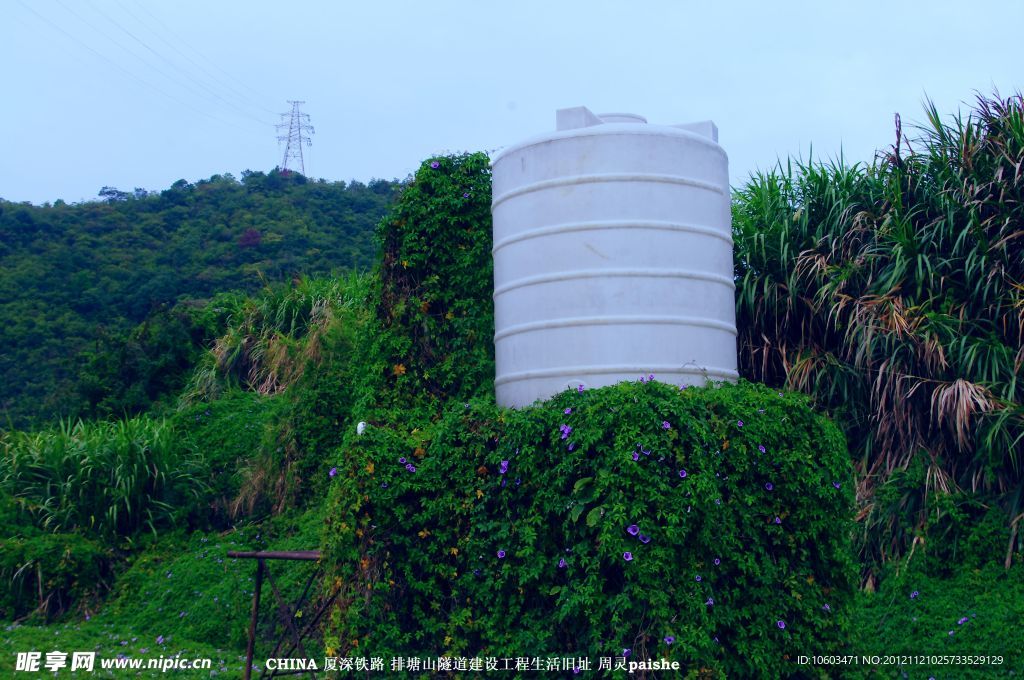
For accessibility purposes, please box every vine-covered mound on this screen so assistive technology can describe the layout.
[371,151,494,409]
[322,379,856,677]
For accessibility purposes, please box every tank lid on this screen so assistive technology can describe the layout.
[556,106,649,130]
[493,106,722,165]
[553,107,715,141]
[555,106,604,131]
[597,112,647,124]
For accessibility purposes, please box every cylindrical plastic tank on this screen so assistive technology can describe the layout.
[491,106,738,407]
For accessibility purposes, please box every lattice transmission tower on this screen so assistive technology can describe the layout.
[276,101,314,174]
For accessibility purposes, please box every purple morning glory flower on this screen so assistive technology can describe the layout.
[949,630,955,636]
[577,384,584,393]
[626,524,639,536]
[958,617,968,625]
[663,636,675,644]
[662,421,671,430]
[706,597,714,606]
[737,420,744,427]
[623,552,633,561]
[823,603,831,611]
[499,460,509,474]
[463,192,470,198]
[910,591,919,599]
[638,534,651,544]
[833,481,841,489]
[622,649,631,658]
[399,457,406,464]
[695,575,702,582]
[758,445,766,453]
[564,407,572,415]
[515,477,521,486]
[679,469,687,478]
[648,373,654,381]
[558,558,567,568]
[430,161,440,169]
[777,620,786,630]
[156,636,165,645]
[497,550,506,559]
[560,425,572,440]
[632,452,640,461]
[774,516,781,524]
[765,482,774,491]
[714,558,720,566]
[639,375,646,383]
[568,442,576,451]
[381,482,388,488]
[328,467,337,477]
[406,464,416,472]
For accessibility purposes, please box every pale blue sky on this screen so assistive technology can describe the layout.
[2,0,1020,204]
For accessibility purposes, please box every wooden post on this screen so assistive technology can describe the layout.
[244,558,265,680]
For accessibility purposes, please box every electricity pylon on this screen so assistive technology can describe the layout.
[276,101,314,174]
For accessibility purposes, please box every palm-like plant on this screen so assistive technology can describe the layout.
[0,417,205,539]
[733,93,1024,576]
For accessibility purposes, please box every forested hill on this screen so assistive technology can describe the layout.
[0,169,399,428]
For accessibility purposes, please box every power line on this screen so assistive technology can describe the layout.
[277,101,314,175]
[14,0,243,130]
[111,0,278,116]
[128,0,278,114]
[86,0,274,126]
[49,0,269,130]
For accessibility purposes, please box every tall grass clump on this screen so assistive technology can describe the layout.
[182,273,371,403]
[732,92,1024,578]
[177,273,374,516]
[0,417,206,539]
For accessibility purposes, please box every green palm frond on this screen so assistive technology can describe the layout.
[734,92,1024,574]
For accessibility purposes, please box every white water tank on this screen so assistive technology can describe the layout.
[491,106,738,407]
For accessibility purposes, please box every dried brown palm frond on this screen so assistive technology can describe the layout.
[180,273,368,404]
[930,378,996,451]
[733,92,1024,574]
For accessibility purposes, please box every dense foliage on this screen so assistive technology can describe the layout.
[0,417,205,539]
[0,417,206,620]
[732,93,1024,578]
[0,531,111,620]
[171,390,286,521]
[179,274,372,515]
[369,152,495,411]
[0,170,397,427]
[851,561,1024,677]
[322,381,856,677]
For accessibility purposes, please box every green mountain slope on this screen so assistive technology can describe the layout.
[0,169,398,428]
